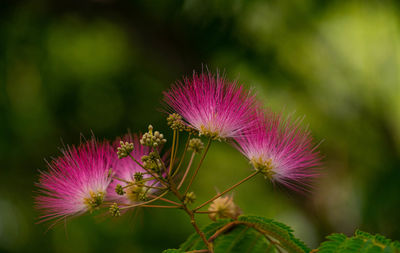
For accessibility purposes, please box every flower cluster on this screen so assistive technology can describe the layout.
[35,69,322,227]
[35,132,168,223]
[164,70,322,191]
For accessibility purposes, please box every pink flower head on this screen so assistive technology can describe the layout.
[163,71,259,140]
[235,110,322,191]
[108,133,168,205]
[35,138,115,222]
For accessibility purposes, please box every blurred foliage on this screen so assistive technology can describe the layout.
[1,0,400,252]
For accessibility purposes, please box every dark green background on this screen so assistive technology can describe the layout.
[1,0,400,252]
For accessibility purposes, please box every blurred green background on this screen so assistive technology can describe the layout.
[1,0,400,252]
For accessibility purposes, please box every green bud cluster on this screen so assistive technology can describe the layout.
[109,203,121,217]
[126,183,147,202]
[115,184,125,195]
[167,113,186,131]
[188,138,204,153]
[141,152,162,172]
[84,191,105,212]
[134,172,144,182]
[183,192,196,205]
[186,126,199,136]
[117,141,134,159]
[140,125,167,147]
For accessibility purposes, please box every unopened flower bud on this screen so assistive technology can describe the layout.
[167,113,186,131]
[186,126,199,135]
[109,203,121,217]
[140,126,167,147]
[134,172,144,182]
[208,195,241,221]
[188,138,204,153]
[141,154,161,172]
[115,184,125,195]
[117,141,134,159]
[183,192,196,205]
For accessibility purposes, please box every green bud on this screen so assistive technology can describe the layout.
[117,141,134,159]
[109,203,121,217]
[141,154,161,172]
[188,138,204,153]
[115,184,125,195]
[183,192,196,205]
[134,172,144,182]
[140,125,167,147]
[167,113,186,131]
[186,126,199,135]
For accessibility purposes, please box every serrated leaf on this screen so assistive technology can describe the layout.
[180,219,231,251]
[318,230,400,253]
[237,215,310,253]
[176,215,309,253]
[213,224,275,253]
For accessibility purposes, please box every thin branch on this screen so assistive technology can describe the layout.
[195,210,216,214]
[148,194,181,206]
[193,170,260,212]
[120,191,169,210]
[169,130,177,175]
[208,221,240,242]
[112,176,130,184]
[177,152,196,189]
[173,133,192,177]
[173,131,180,167]
[184,138,212,195]
[140,204,180,209]
[128,154,169,187]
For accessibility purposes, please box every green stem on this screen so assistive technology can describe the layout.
[120,190,169,210]
[177,152,196,189]
[148,194,181,206]
[169,130,177,175]
[140,204,180,209]
[173,131,180,167]
[193,170,260,212]
[166,177,214,253]
[172,133,192,177]
[112,176,130,184]
[128,154,168,187]
[184,138,212,195]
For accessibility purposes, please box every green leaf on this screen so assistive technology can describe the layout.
[180,219,231,251]
[174,215,309,253]
[317,230,400,253]
[237,215,310,253]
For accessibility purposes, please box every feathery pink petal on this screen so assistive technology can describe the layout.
[234,110,322,192]
[163,71,260,140]
[35,138,115,222]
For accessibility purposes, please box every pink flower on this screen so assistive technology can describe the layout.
[234,110,322,191]
[35,138,115,222]
[163,71,259,140]
[107,133,168,205]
